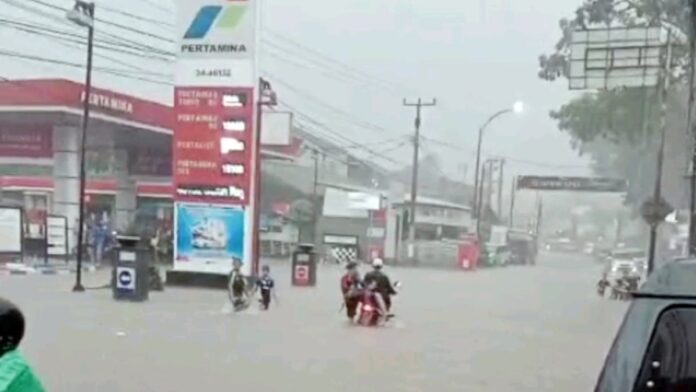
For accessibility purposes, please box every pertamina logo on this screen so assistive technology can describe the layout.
[182,0,249,55]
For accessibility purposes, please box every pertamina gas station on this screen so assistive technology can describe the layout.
[0,0,271,283]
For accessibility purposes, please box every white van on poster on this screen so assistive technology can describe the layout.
[174,203,247,275]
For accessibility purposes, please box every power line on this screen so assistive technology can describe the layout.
[98,4,175,29]
[0,1,175,57]
[263,70,401,137]
[420,135,589,170]
[263,30,419,95]
[0,20,174,75]
[277,98,403,166]
[0,49,172,85]
[25,0,175,44]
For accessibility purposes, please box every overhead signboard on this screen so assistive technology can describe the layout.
[517,176,628,192]
[569,27,665,90]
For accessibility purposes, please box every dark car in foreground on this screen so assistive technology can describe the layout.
[595,260,696,391]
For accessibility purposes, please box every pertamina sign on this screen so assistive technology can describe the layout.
[178,0,254,60]
[176,0,255,86]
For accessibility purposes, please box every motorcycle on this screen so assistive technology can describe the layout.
[355,281,401,327]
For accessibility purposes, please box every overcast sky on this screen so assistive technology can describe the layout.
[0,0,591,182]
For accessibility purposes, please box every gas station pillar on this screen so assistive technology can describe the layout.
[52,126,81,249]
[113,148,136,232]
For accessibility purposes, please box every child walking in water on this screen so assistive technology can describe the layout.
[255,265,277,310]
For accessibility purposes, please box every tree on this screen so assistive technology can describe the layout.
[538,0,692,208]
[287,198,315,243]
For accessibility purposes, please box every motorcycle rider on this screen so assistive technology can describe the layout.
[363,258,397,312]
[0,297,45,391]
[357,279,387,326]
[340,261,363,321]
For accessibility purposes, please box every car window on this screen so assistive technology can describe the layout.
[633,307,696,391]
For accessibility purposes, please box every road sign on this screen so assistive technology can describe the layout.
[641,197,673,226]
[516,176,628,192]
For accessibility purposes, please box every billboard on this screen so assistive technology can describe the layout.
[174,0,259,275]
[517,176,628,193]
[174,203,246,275]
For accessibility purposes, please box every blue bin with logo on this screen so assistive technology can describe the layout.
[112,235,149,302]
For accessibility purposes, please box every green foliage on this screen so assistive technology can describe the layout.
[287,198,314,224]
[538,0,693,207]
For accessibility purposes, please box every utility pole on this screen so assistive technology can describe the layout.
[67,0,95,293]
[497,158,505,216]
[509,176,517,226]
[688,0,696,256]
[311,148,320,249]
[476,163,487,233]
[403,98,436,258]
[486,159,495,210]
[647,31,672,275]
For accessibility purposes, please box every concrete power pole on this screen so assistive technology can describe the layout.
[497,158,505,217]
[403,98,436,258]
[311,148,320,248]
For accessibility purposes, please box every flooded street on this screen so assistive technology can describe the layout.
[1,253,626,392]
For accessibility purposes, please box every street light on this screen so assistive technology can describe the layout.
[473,101,524,238]
[67,0,95,292]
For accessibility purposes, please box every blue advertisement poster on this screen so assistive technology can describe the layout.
[175,203,246,274]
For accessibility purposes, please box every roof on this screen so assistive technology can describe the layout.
[638,259,696,297]
[394,194,471,211]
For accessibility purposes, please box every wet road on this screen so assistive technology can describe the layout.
[1,252,627,392]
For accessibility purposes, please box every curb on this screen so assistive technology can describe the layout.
[0,265,97,276]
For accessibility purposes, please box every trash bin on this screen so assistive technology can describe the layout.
[291,243,317,287]
[112,235,150,301]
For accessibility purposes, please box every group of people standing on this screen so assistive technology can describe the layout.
[340,258,397,326]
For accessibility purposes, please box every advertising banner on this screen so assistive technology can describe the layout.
[0,207,22,254]
[47,215,68,257]
[516,176,627,192]
[175,203,246,274]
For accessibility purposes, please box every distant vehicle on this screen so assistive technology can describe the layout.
[507,230,537,265]
[603,248,646,283]
[595,260,696,391]
[544,238,578,253]
[583,242,596,255]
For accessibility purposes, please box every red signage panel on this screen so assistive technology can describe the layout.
[0,125,52,158]
[173,87,255,205]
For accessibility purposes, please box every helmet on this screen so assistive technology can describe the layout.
[372,258,384,268]
[0,298,24,357]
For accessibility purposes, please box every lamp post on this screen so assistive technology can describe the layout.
[67,0,95,292]
[473,101,523,238]
[252,78,277,276]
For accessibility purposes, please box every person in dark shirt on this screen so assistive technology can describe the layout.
[228,260,249,311]
[340,262,363,321]
[255,265,277,310]
[363,258,397,312]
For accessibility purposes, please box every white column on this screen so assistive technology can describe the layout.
[52,126,81,249]
[113,148,136,233]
